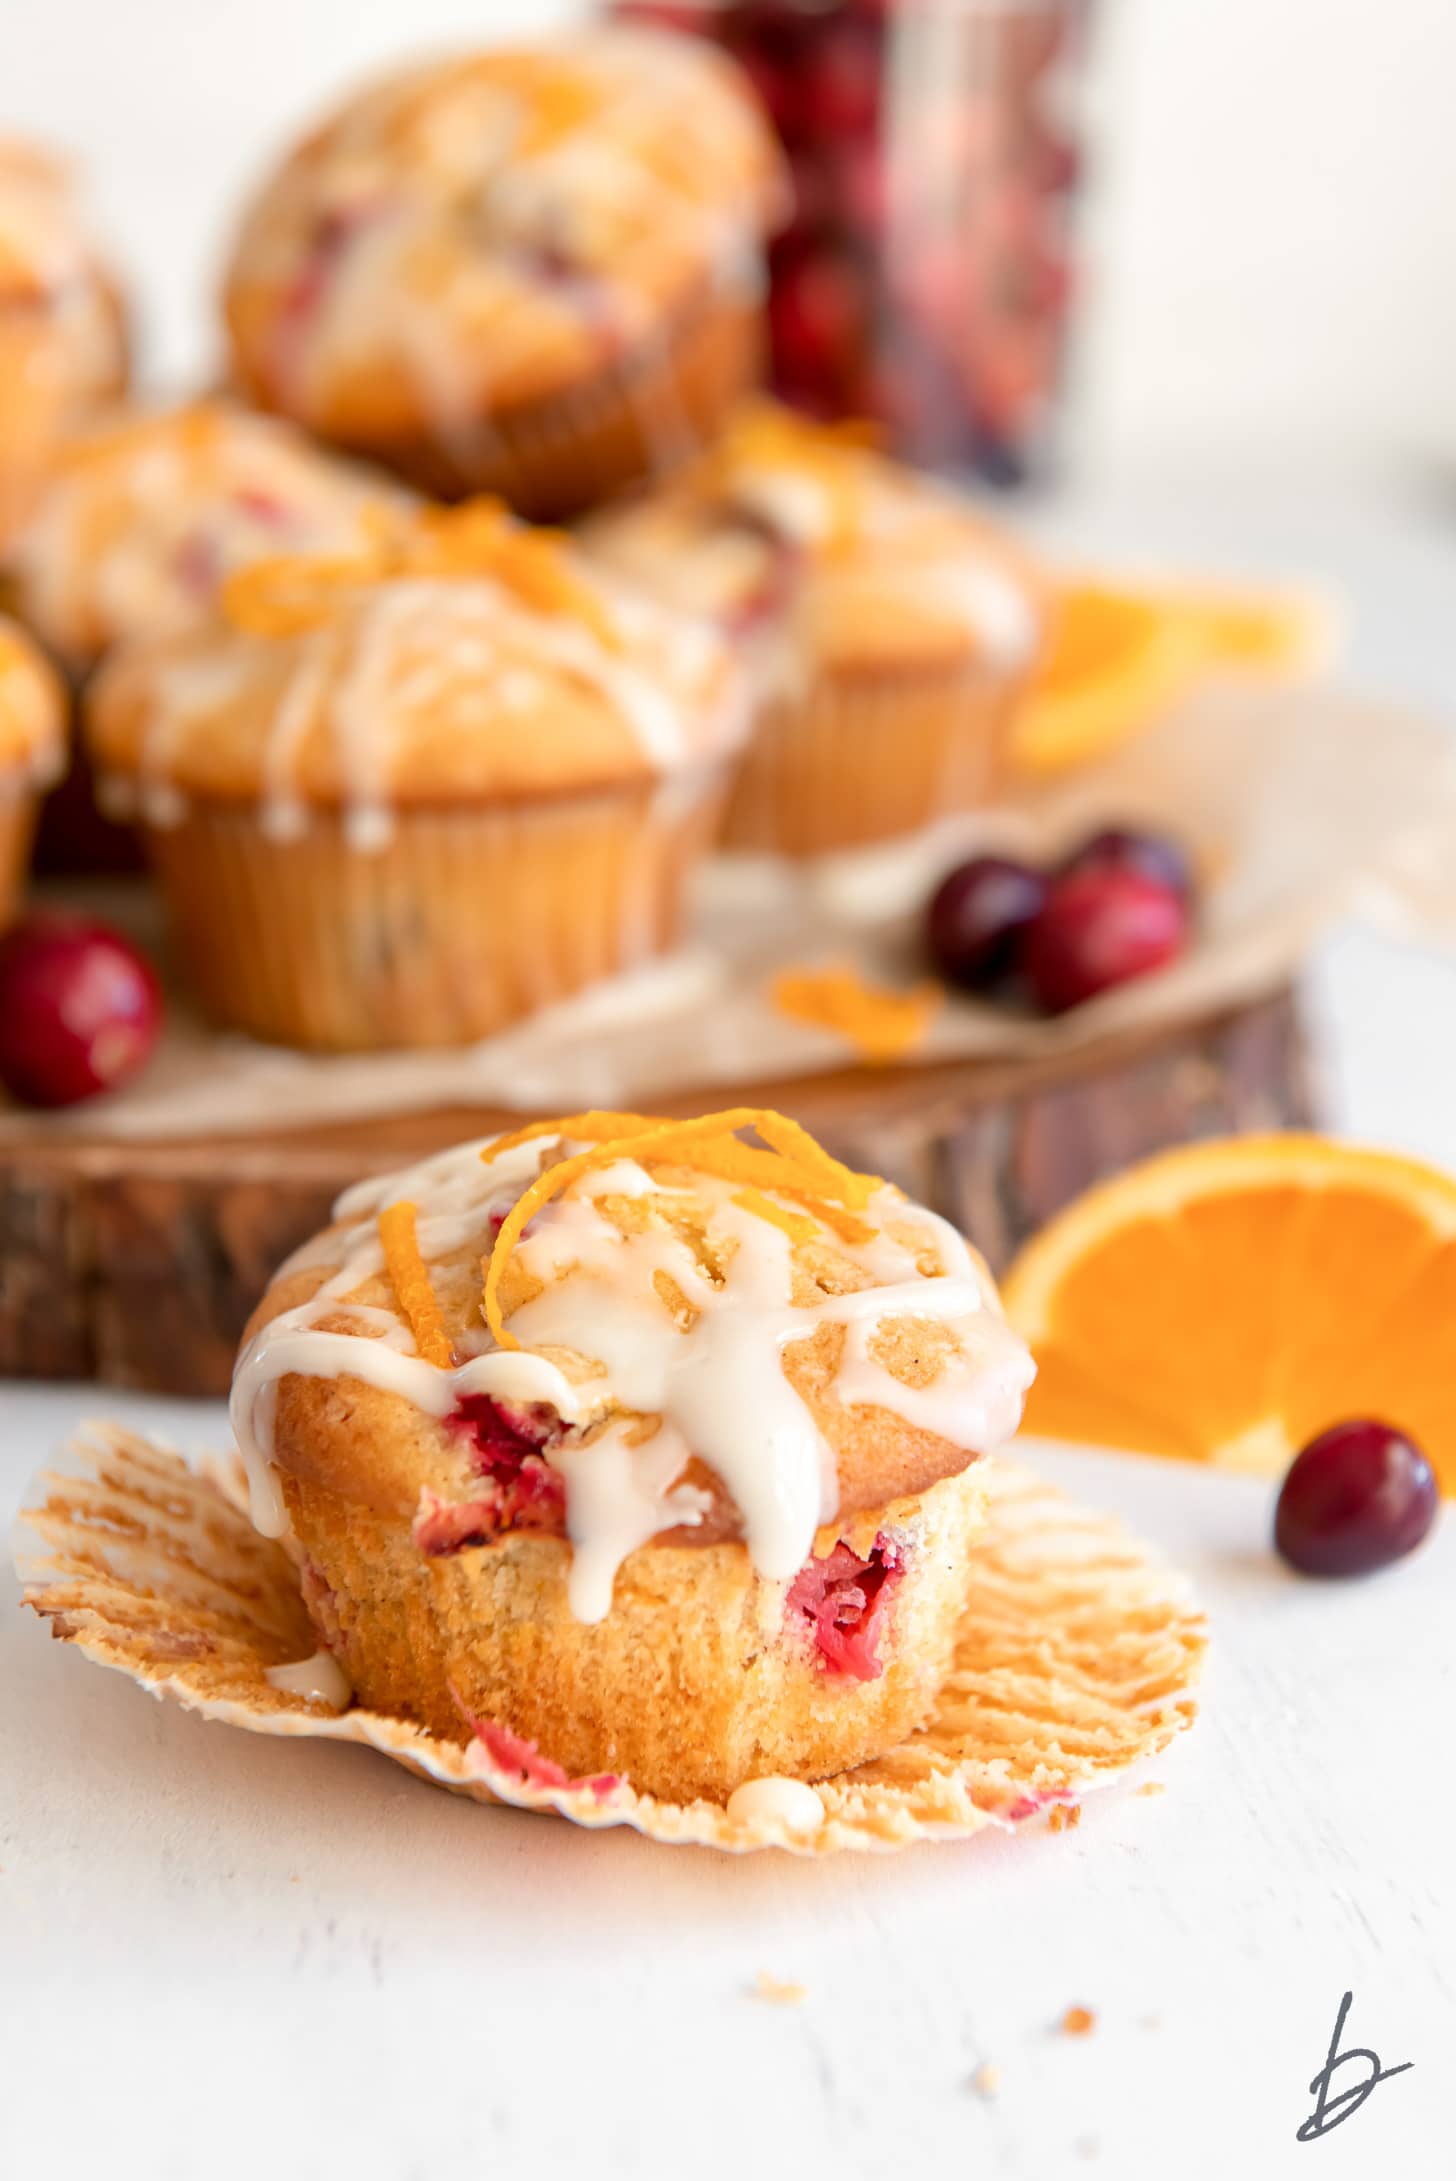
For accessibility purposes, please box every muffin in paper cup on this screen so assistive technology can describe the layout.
[0,614,66,923]
[0,138,128,553]
[18,1423,1205,1854]
[86,501,747,1051]
[8,397,411,875]
[224,1108,1039,1804]
[221,30,785,519]
[584,403,1048,856]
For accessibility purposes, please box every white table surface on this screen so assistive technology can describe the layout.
[4,479,1455,2180]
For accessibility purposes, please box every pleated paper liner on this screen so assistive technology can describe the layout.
[14,1424,1205,1856]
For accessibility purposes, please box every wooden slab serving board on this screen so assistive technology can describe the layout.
[0,984,1315,1397]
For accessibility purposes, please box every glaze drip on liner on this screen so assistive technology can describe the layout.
[230,1129,1035,1621]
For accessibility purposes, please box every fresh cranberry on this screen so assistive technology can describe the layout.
[1275,1421,1438,1577]
[1060,826,1195,907]
[768,244,870,399]
[799,23,883,139]
[926,854,1047,992]
[787,1535,903,1680]
[0,915,162,1108]
[1023,870,1189,1014]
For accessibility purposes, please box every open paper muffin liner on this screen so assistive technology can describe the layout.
[14,1423,1205,1855]
[721,665,1024,858]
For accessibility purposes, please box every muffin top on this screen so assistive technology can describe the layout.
[223,28,785,432]
[87,499,747,838]
[7,400,411,671]
[584,404,1047,680]
[232,1109,1035,1621]
[0,612,65,782]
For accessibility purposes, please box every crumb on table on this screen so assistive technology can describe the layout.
[754,1971,808,2006]
[1049,1803,1083,1831]
[1136,1781,1167,1798]
[970,2062,1001,2099]
[1060,2005,1097,2036]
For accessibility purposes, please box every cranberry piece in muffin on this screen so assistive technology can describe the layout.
[232,1109,1034,1803]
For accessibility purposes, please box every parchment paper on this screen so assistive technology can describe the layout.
[7,679,1453,1142]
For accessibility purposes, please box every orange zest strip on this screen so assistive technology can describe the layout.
[771,964,942,1066]
[730,1190,821,1246]
[378,1200,453,1368]
[222,498,623,650]
[481,1112,669,1166]
[481,1109,889,1350]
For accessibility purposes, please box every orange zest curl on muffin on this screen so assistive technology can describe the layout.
[231,1110,1034,1801]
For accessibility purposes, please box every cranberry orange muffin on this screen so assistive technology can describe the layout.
[8,399,408,678]
[0,140,128,552]
[585,404,1047,855]
[9,400,409,874]
[0,615,65,923]
[232,1109,1035,1802]
[222,30,784,518]
[86,501,746,1049]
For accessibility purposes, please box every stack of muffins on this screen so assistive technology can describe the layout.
[0,25,1049,1055]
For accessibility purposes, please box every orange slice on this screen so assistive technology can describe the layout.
[1012,579,1335,778]
[1003,1134,1456,1491]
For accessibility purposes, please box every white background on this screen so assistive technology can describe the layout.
[1,10,1454,2178]
[2,0,1456,482]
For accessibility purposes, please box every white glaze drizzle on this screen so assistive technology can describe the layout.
[725,1776,825,1831]
[269,32,772,451]
[229,1134,1035,1617]
[264,1648,353,1709]
[139,566,740,848]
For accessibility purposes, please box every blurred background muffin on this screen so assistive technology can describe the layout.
[0,615,65,924]
[585,403,1046,855]
[221,27,786,517]
[0,138,128,553]
[5,398,410,873]
[87,499,747,1049]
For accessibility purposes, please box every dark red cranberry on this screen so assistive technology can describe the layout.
[768,244,870,401]
[1023,869,1189,1014]
[1275,1421,1438,1577]
[0,915,162,1108]
[926,854,1047,992]
[1060,826,1195,906]
[799,23,883,139]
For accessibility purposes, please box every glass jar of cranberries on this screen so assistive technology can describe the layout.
[611,0,1091,485]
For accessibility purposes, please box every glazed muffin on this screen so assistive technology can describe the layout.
[585,404,1048,856]
[86,500,746,1050]
[222,29,785,518]
[0,140,128,553]
[8,399,409,873]
[0,615,65,922]
[232,1109,1036,1802]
